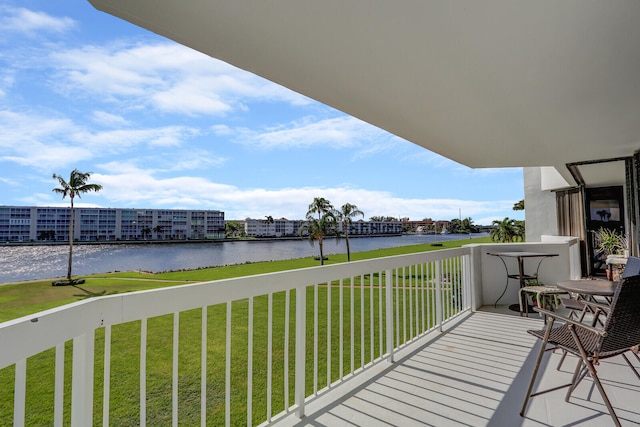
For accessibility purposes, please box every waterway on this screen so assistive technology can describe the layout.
[0,233,487,284]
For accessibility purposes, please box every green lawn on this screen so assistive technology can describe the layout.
[0,236,489,425]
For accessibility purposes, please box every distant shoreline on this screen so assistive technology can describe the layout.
[2,233,404,246]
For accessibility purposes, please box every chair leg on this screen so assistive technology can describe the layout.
[568,326,622,427]
[565,358,585,402]
[557,349,569,370]
[585,358,622,427]
[521,321,555,417]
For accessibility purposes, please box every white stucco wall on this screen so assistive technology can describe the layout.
[524,167,559,242]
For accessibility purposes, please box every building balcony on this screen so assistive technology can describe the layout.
[2,238,638,426]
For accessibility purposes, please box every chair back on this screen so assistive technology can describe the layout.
[599,274,640,354]
[622,256,640,279]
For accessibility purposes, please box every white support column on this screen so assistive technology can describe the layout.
[71,331,95,427]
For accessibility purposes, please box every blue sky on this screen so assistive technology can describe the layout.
[0,1,524,225]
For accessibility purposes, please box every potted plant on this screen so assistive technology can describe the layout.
[593,227,628,279]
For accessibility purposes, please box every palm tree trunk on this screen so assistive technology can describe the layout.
[346,233,352,262]
[319,239,324,266]
[67,197,74,280]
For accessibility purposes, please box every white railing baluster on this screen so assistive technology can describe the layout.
[284,290,290,412]
[402,267,407,344]
[409,265,414,341]
[394,269,399,352]
[326,281,331,388]
[436,261,443,332]
[379,271,383,358]
[102,327,111,427]
[225,302,231,427]
[267,293,273,422]
[369,273,374,364]
[13,358,25,427]
[339,279,343,380]
[421,263,426,334]
[247,297,253,427]
[201,306,207,427]
[350,276,354,375]
[313,284,318,394]
[360,274,364,369]
[172,313,179,427]
[294,286,306,418]
[385,269,394,362]
[140,319,147,427]
[71,331,94,427]
[55,342,64,427]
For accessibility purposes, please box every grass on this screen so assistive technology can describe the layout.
[0,236,490,323]
[0,236,489,425]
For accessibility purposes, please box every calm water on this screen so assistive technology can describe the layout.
[0,233,486,283]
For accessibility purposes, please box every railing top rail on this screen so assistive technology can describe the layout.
[0,246,471,369]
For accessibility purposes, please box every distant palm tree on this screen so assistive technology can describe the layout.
[141,227,152,240]
[336,203,364,262]
[489,217,524,243]
[299,211,336,265]
[307,197,333,221]
[52,169,102,281]
[513,199,525,211]
[300,197,336,265]
[152,225,164,239]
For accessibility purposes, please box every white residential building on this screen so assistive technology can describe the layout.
[0,206,225,242]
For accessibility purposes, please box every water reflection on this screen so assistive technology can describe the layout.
[0,233,486,283]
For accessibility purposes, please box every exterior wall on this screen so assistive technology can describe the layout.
[468,238,580,309]
[0,206,225,242]
[524,167,559,242]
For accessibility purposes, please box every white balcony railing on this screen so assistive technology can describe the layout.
[1,240,580,426]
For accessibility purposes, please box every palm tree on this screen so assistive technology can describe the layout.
[336,203,364,262]
[52,169,103,281]
[152,225,164,240]
[307,197,333,221]
[141,227,152,240]
[489,217,524,243]
[300,197,336,265]
[299,211,336,265]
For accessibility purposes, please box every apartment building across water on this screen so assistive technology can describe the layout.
[0,206,225,242]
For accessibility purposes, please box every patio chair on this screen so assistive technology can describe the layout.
[556,256,640,369]
[520,274,640,427]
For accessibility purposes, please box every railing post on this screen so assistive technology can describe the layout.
[71,331,95,427]
[463,254,471,310]
[385,269,394,363]
[435,261,443,332]
[295,286,306,418]
[13,359,26,427]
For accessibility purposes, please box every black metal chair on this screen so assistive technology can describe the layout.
[520,274,640,427]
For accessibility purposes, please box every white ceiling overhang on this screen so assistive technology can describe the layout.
[88,1,640,186]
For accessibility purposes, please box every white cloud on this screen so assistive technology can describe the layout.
[233,116,387,150]
[0,7,75,35]
[87,165,518,224]
[91,111,129,127]
[49,42,310,115]
[0,109,201,168]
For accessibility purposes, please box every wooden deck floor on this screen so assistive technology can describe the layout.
[275,308,640,427]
